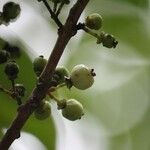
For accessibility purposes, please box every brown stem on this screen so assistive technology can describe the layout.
[42,0,63,28]
[0,0,89,149]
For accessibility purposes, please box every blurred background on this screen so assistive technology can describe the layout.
[0,0,150,150]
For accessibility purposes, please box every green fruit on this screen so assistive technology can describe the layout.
[34,101,51,120]
[53,66,69,84]
[85,13,102,30]
[0,50,9,64]
[33,55,47,77]
[2,2,21,23]
[102,34,118,48]
[4,61,19,80]
[62,99,84,121]
[70,64,95,90]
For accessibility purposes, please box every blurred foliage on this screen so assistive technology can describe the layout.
[64,0,150,149]
[0,38,56,149]
[0,0,150,149]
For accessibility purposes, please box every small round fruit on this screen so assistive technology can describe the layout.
[53,66,69,84]
[62,99,84,121]
[85,13,102,30]
[34,101,51,120]
[4,43,21,58]
[2,2,21,23]
[4,61,19,80]
[102,34,118,48]
[0,50,9,64]
[33,55,47,77]
[70,64,95,90]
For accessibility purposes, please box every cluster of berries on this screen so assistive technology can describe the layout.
[0,1,118,122]
[0,2,21,25]
[33,56,96,121]
[0,42,25,105]
[85,13,118,48]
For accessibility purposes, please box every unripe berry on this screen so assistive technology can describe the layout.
[4,61,19,80]
[2,2,21,23]
[34,101,51,120]
[70,64,95,90]
[53,66,69,84]
[61,99,84,121]
[0,50,9,64]
[85,13,102,30]
[102,34,118,48]
[33,56,47,77]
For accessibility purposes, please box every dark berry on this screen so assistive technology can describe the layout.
[4,61,19,80]
[2,2,21,23]
[0,50,9,64]
[102,33,118,48]
[4,43,21,58]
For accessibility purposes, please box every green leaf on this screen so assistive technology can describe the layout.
[0,37,56,149]
[87,0,149,13]
[24,115,56,150]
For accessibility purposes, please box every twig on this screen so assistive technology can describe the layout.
[48,93,60,103]
[42,0,63,28]
[77,23,102,43]
[53,2,58,13]
[0,85,12,96]
[48,83,66,92]
[0,0,90,149]
[0,83,22,105]
[10,79,15,92]
[56,2,65,16]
